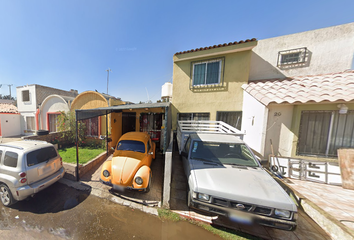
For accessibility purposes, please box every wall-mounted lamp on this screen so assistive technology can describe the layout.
[338,104,348,114]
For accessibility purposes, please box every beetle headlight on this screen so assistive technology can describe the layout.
[135,177,143,185]
[197,193,210,201]
[275,209,291,218]
[103,170,110,178]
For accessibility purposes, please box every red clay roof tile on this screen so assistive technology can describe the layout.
[0,104,18,113]
[174,38,257,55]
[243,70,354,106]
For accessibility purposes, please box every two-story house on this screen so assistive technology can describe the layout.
[16,84,78,135]
[171,38,257,130]
[241,22,354,160]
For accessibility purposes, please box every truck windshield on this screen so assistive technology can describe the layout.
[117,140,145,153]
[190,141,259,167]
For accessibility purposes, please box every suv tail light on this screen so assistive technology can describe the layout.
[60,157,63,166]
[19,172,27,184]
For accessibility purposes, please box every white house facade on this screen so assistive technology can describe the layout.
[242,22,354,159]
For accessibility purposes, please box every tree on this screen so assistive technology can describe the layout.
[0,94,15,100]
[56,111,86,145]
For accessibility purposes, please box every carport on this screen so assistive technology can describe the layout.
[74,102,172,181]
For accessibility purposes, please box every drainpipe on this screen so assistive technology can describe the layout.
[35,108,40,131]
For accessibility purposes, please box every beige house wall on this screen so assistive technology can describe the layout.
[172,41,257,130]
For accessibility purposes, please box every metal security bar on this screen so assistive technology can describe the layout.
[277,47,307,67]
[297,110,354,157]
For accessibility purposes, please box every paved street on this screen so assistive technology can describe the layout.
[0,182,221,240]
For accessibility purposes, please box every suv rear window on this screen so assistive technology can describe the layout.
[4,151,18,168]
[27,146,58,167]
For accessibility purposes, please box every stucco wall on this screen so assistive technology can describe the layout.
[16,85,37,113]
[264,105,294,158]
[172,42,256,130]
[249,22,354,81]
[40,95,70,130]
[0,113,21,137]
[71,91,109,134]
[241,92,268,156]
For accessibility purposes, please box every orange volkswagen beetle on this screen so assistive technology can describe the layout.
[100,132,156,192]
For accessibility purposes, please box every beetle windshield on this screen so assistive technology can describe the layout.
[190,141,259,167]
[117,140,145,153]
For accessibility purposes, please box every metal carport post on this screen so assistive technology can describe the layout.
[75,108,113,182]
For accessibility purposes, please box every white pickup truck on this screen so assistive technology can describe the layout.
[177,121,297,231]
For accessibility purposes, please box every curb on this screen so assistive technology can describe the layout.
[58,178,159,216]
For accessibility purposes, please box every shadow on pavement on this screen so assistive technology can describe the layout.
[9,182,91,214]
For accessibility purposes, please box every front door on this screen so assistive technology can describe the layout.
[122,112,136,135]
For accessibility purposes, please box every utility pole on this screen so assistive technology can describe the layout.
[106,68,111,94]
[8,84,13,99]
[0,84,13,99]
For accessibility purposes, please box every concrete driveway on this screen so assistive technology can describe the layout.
[0,135,24,143]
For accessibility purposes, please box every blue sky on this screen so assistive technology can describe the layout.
[0,0,353,103]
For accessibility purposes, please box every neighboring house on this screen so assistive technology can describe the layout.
[16,84,79,135]
[0,103,21,137]
[171,38,257,130]
[242,22,354,160]
[70,91,125,137]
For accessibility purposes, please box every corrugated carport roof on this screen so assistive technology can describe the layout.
[76,102,170,120]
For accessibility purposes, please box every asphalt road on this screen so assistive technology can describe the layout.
[0,182,223,240]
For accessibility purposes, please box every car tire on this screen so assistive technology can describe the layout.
[187,189,191,207]
[0,184,15,207]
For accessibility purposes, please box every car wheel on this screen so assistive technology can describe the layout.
[0,184,15,207]
[145,174,152,193]
[187,189,191,207]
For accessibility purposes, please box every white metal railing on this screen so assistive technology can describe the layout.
[177,120,245,154]
[269,156,341,186]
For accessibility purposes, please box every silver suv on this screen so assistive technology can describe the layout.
[0,140,65,206]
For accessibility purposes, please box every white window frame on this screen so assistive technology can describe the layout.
[277,47,307,67]
[192,59,222,86]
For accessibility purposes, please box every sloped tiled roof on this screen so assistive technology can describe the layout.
[0,103,18,113]
[174,38,257,55]
[242,70,354,106]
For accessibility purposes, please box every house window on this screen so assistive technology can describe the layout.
[22,90,30,102]
[26,116,35,131]
[178,113,210,121]
[192,59,222,86]
[217,111,242,130]
[48,113,60,132]
[297,110,354,157]
[277,47,307,67]
[81,117,99,137]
